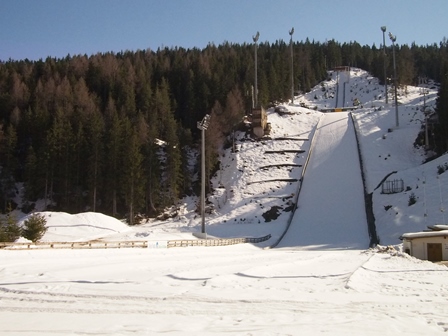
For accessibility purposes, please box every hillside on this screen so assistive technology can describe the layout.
[11,67,446,248]
[203,67,445,246]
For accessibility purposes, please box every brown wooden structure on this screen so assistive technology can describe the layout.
[252,106,267,138]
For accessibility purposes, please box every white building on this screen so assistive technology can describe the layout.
[401,226,448,261]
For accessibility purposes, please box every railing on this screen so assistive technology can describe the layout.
[0,234,271,250]
[0,240,150,250]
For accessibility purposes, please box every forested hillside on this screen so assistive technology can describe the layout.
[0,39,447,222]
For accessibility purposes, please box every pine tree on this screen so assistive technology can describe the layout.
[164,115,182,203]
[0,124,18,211]
[44,107,77,209]
[23,145,38,201]
[143,111,162,215]
[104,98,122,217]
[0,204,21,242]
[85,108,105,212]
[178,126,193,196]
[22,213,47,242]
[6,210,20,241]
[120,118,144,225]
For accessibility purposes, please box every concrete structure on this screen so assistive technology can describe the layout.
[401,229,448,262]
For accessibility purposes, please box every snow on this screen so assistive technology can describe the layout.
[401,230,448,239]
[23,212,134,242]
[1,68,448,335]
[277,112,369,250]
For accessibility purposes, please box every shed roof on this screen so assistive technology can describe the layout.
[401,230,448,240]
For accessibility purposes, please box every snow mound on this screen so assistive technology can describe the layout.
[18,212,132,242]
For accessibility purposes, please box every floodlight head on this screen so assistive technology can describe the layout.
[253,31,260,43]
[381,26,386,32]
[197,114,211,130]
[202,114,211,129]
[388,32,396,42]
[289,27,294,36]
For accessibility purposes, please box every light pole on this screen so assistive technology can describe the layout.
[253,31,260,108]
[289,27,294,105]
[197,114,211,237]
[389,32,399,128]
[419,77,430,148]
[381,26,388,104]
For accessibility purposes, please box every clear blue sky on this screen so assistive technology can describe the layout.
[1,0,447,61]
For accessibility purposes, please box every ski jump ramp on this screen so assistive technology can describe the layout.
[277,112,369,250]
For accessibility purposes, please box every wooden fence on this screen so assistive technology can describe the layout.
[0,234,271,250]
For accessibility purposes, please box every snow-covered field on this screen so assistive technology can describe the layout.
[1,68,448,335]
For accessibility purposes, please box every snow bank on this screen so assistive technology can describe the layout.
[18,212,132,242]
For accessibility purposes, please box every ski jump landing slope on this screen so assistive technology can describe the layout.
[277,112,369,250]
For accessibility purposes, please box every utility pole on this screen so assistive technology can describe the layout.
[289,27,294,105]
[381,26,388,104]
[420,76,430,148]
[253,31,260,108]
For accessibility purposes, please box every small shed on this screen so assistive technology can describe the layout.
[401,228,448,262]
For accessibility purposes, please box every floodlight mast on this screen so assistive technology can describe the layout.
[289,27,294,105]
[389,32,399,128]
[381,26,388,104]
[253,31,260,107]
[197,114,211,236]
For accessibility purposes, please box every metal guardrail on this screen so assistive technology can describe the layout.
[167,234,271,248]
[0,241,150,250]
[0,234,271,250]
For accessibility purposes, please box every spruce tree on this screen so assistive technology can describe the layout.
[23,145,38,201]
[104,98,122,217]
[6,211,20,241]
[22,213,47,242]
[143,110,162,215]
[0,204,21,242]
[120,118,144,225]
[0,124,18,211]
[164,115,182,203]
[85,108,105,212]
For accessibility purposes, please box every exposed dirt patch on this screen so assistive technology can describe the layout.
[262,206,283,222]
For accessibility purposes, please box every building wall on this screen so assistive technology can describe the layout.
[404,236,448,261]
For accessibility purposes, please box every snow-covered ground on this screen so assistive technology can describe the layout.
[1,68,448,335]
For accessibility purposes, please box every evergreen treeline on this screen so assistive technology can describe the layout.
[0,39,447,222]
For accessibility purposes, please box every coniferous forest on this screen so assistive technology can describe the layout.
[1,39,448,223]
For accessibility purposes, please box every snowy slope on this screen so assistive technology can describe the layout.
[278,112,369,249]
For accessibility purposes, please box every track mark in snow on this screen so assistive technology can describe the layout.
[344,253,375,290]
